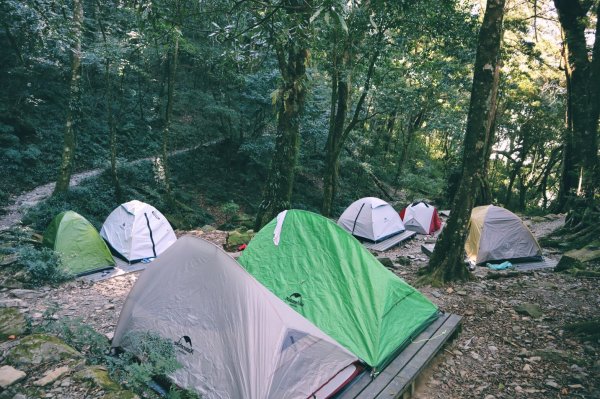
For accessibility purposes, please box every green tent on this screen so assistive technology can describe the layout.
[43,211,116,276]
[238,210,438,371]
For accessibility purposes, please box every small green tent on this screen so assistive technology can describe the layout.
[43,211,116,276]
[238,210,438,371]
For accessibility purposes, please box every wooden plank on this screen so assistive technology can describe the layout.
[336,315,449,399]
[375,314,462,398]
[363,231,417,252]
[80,258,146,282]
[514,258,557,271]
[421,244,435,257]
[353,314,451,399]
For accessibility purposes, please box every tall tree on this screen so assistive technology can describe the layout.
[553,0,600,215]
[54,0,83,195]
[254,0,313,229]
[423,0,507,284]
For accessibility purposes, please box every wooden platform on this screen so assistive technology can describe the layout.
[514,258,558,271]
[363,231,417,252]
[421,244,558,272]
[337,313,462,399]
[80,258,146,283]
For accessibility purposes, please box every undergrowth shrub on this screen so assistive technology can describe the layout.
[108,331,199,398]
[36,313,200,398]
[38,314,110,365]
[17,245,71,286]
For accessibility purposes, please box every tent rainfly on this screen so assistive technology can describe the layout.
[100,200,176,262]
[466,205,543,265]
[400,201,442,235]
[337,197,405,242]
[43,211,115,276]
[239,210,439,372]
[113,236,359,399]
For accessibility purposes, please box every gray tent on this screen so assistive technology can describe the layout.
[465,205,542,265]
[112,236,358,399]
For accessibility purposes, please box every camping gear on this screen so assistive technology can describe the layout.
[486,261,513,270]
[466,205,542,265]
[337,197,405,242]
[112,236,360,399]
[399,201,442,235]
[100,200,176,262]
[239,210,439,371]
[43,211,115,276]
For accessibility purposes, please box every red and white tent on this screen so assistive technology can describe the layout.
[399,202,442,235]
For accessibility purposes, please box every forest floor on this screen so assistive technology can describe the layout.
[1,215,599,398]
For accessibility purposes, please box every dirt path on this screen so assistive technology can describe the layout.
[0,143,219,231]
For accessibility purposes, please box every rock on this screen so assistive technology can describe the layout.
[470,351,482,361]
[105,332,114,341]
[377,257,394,269]
[0,365,26,388]
[545,380,560,389]
[446,287,454,294]
[431,290,442,298]
[484,395,495,399]
[0,308,26,341]
[9,289,42,299]
[12,394,27,399]
[103,303,115,310]
[456,290,467,296]
[514,303,543,318]
[523,364,532,372]
[0,299,26,309]
[5,334,83,367]
[201,225,215,232]
[74,366,137,399]
[33,366,69,386]
[223,229,255,252]
[61,377,71,387]
[488,345,498,353]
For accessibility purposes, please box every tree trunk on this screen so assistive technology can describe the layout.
[321,33,380,217]
[254,43,309,229]
[106,59,121,201]
[97,12,122,201]
[322,48,350,217]
[554,0,599,211]
[423,0,506,285]
[54,0,83,195]
[161,30,179,205]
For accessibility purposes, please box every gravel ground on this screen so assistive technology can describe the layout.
[2,214,599,398]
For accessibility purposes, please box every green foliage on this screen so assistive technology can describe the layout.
[107,331,182,396]
[17,245,71,286]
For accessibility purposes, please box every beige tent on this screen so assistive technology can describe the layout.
[112,236,359,399]
[466,205,542,265]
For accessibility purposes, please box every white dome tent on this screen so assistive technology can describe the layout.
[100,200,177,262]
[337,197,405,242]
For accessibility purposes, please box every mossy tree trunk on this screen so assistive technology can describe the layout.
[54,0,83,195]
[254,42,309,229]
[254,1,313,229]
[423,0,506,285]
